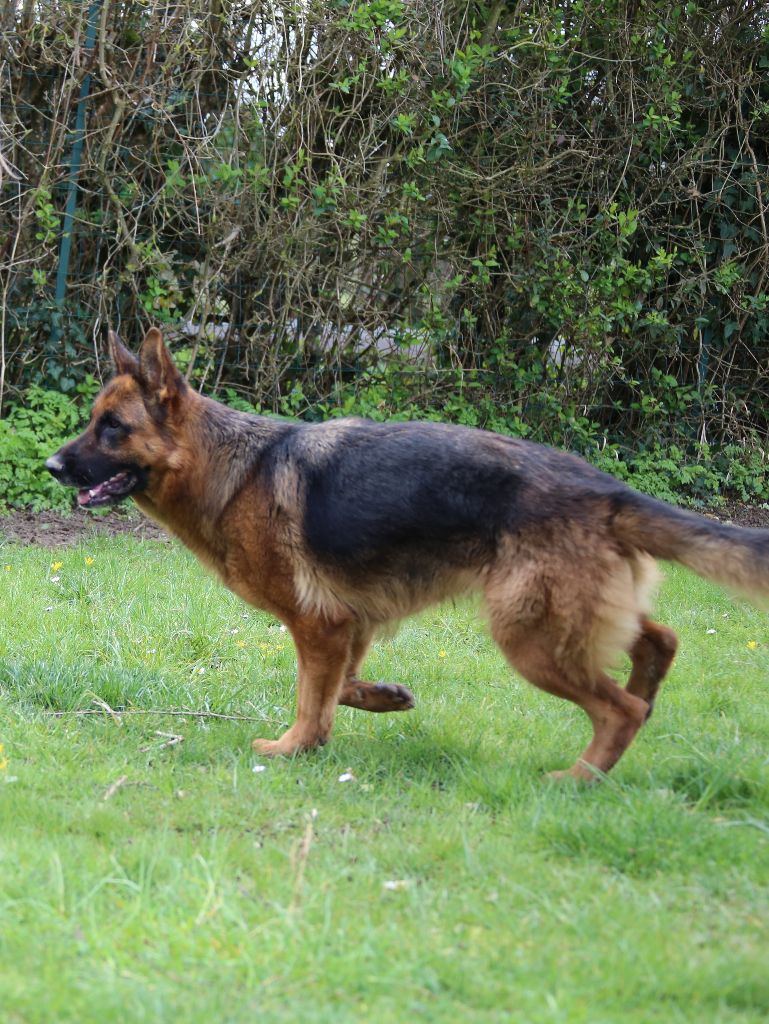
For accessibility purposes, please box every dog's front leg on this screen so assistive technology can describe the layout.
[337,621,415,712]
[252,616,353,756]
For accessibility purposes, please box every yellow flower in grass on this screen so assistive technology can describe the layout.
[747,640,758,650]
[0,743,7,772]
[256,642,286,654]
[4,565,11,572]
[439,650,447,658]
[84,556,94,566]
[51,561,63,572]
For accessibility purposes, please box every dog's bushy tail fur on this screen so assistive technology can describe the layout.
[612,493,769,598]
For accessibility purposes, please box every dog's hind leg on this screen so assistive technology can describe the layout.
[626,617,678,720]
[494,628,650,781]
[337,623,415,713]
[485,563,650,780]
[253,617,354,756]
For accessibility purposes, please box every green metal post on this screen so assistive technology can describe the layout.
[51,0,102,346]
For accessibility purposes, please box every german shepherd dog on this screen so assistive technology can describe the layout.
[46,328,769,779]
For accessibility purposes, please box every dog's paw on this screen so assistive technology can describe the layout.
[339,679,416,713]
[252,736,314,757]
[370,682,416,711]
[545,762,600,783]
[252,729,326,757]
[252,737,292,757]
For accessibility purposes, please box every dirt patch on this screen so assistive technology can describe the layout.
[706,499,769,529]
[1,498,767,548]
[0,507,170,547]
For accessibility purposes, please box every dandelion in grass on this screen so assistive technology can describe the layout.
[439,649,447,658]
[51,561,63,572]
[4,565,11,572]
[235,639,247,648]
[0,743,7,773]
[256,641,287,654]
[747,640,758,650]
[84,556,94,566]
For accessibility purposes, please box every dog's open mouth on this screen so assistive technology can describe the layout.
[77,470,138,508]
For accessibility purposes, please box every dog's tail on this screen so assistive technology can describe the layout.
[611,492,769,598]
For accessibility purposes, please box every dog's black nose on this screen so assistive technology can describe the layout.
[45,453,65,478]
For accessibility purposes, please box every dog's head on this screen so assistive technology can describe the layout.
[46,328,187,508]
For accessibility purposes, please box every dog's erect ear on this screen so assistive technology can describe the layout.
[108,330,140,377]
[138,327,185,405]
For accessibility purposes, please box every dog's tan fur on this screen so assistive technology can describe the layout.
[46,328,769,780]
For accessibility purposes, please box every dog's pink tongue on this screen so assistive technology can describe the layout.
[77,488,92,506]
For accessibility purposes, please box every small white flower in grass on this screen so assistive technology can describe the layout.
[383,879,411,891]
[252,764,267,774]
[338,771,355,783]
[706,629,716,635]
[50,576,60,583]
[279,624,287,633]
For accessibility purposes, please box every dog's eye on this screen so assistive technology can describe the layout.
[97,412,129,440]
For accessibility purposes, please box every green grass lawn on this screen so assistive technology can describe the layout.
[0,534,768,1023]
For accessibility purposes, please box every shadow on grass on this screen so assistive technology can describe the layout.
[0,657,164,712]
[0,656,277,726]
[662,744,769,811]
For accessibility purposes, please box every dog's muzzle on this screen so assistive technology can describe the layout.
[45,450,142,507]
